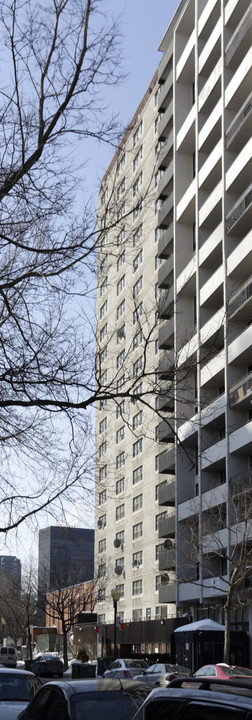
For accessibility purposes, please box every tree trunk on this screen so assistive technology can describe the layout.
[62,622,68,671]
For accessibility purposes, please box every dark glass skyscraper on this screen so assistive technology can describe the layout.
[38,526,94,595]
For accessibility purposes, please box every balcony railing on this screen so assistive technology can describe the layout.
[229,276,252,318]
[159,548,176,571]
[158,513,175,538]
[226,183,252,233]
[229,371,252,408]
[226,90,252,148]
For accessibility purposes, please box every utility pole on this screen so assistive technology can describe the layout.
[111,589,119,658]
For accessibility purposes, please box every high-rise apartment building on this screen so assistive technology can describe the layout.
[95,0,252,657]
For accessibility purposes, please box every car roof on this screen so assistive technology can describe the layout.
[41,678,152,698]
[136,682,252,711]
[0,667,36,676]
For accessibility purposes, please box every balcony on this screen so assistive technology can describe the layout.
[157,162,173,196]
[157,417,175,443]
[157,131,173,169]
[159,583,176,604]
[156,392,174,413]
[158,193,173,228]
[159,317,174,349]
[225,4,252,69]
[159,513,175,538]
[159,447,175,474]
[159,548,176,571]
[229,371,252,409]
[229,276,252,320]
[159,479,175,506]
[226,91,252,150]
[158,256,173,289]
[158,224,173,259]
[158,100,173,139]
[226,183,252,235]
[158,69,173,111]
[158,351,174,379]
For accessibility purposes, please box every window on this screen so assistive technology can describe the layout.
[155,480,167,501]
[132,579,142,595]
[133,302,143,324]
[100,300,108,319]
[116,504,125,521]
[116,477,125,495]
[155,511,167,531]
[133,466,143,485]
[98,539,106,553]
[100,369,107,385]
[99,417,107,434]
[133,145,143,172]
[133,356,143,378]
[133,171,143,197]
[133,410,143,430]
[133,522,143,539]
[100,277,108,297]
[133,200,143,222]
[115,556,124,571]
[99,398,107,410]
[117,274,125,295]
[116,584,124,598]
[98,563,106,577]
[133,437,143,457]
[155,282,160,300]
[116,374,125,391]
[117,201,125,222]
[132,550,143,568]
[155,338,159,355]
[132,609,142,621]
[100,255,108,274]
[132,382,142,400]
[133,248,143,273]
[133,494,143,512]
[98,588,105,601]
[99,465,107,482]
[116,299,125,320]
[99,490,107,505]
[133,276,143,299]
[99,441,107,458]
[133,329,143,349]
[133,120,143,147]
[133,223,143,247]
[117,324,125,343]
[117,226,125,246]
[116,349,125,369]
[116,530,125,546]
[155,544,164,561]
[116,451,126,469]
[117,251,125,271]
[100,345,107,363]
[98,514,106,529]
[116,153,125,175]
[100,324,107,342]
[155,575,162,590]
[117,177,126,200]
[116,425,125,444]
[116,399,125,418]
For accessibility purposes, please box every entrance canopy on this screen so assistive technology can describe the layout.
[174,619,225,634]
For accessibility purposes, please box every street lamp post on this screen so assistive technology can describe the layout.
[111,589,120,658]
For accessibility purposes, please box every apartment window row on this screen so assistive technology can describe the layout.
[133,120,143,148]
[133,437,143,457]
[133,465,143,485]
[116,425,125,444]
[117,250,125,271]
[133,223,143,247]
[116,504,125,521]
[99,417,107,434]
[133,301,143,324]
[133,248,143,273]
[133,275,143,299]
[99,440,107,458]
[117,274,125,296]
[98,489,106,505]
[133,522,143,539]
[133,145,143,172]
[116,153,125,175]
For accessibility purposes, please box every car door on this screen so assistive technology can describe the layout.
[18,685,68,720]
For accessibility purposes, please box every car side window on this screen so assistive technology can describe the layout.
[153,665,162,673]
[182,702,247,719]
[27,687,67,720]
[111,661,120,669]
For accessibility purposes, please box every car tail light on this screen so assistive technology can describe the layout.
[123,670,131,678]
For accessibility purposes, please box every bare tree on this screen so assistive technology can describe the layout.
[177,472,252,662]
[0,561,38,657]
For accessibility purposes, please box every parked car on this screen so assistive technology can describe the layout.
[0,667,42,720]
[103,658,149,679]
[194,663,252,680]
[0,645,17,668]
[17,678,152,720]
[30,653,64,678]
[131,677,252,720]
[134,662,192,686]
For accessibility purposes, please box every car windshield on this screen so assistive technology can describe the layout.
[0,673,40,701]
[71,691,143,720]
[222,665,252,676]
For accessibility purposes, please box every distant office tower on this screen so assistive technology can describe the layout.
[95,0,252,656]
[0,555,21,588]
[38,527,94,594]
